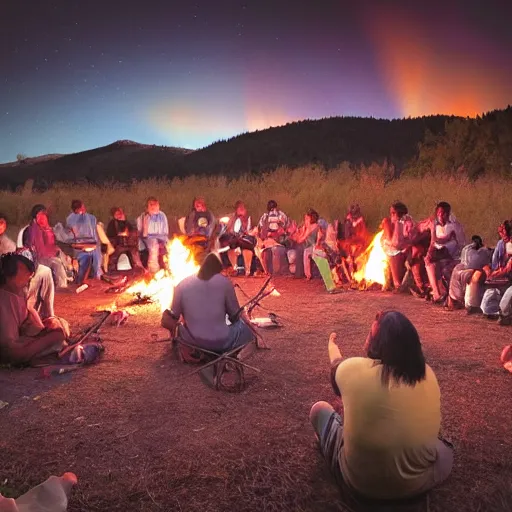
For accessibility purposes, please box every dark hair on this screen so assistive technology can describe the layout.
[30,204,47,219]
[0,253,35,285]
[366,311,426,387]
[146,196,159,204]
[71,199,83,212]
[306,208,319,224]
[436,201,451,215]
[111,206,122,216]
[500,220,512,237]
[197,252,223,281]
[192,196,206,210]
[349,204,361,218]
[267,200,277,211]
[391,201,408,218]
[471,235,483,248]
[0,212,8,223]
[234,200,245,210]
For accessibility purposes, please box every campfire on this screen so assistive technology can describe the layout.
[126,237,200,311]
[353,231,388,289]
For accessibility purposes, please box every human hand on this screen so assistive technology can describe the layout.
[379,217,390,230]
[43,317,64,332]
[328,332,342,363]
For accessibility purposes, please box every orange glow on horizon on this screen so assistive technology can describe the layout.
[365,7,511,118]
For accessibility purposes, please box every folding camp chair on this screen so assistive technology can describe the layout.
[172,326,260,392]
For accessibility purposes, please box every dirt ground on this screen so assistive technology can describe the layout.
[0,277,511,512]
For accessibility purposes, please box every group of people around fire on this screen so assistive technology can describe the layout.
[1,193,511,509]
[1,195,512,364]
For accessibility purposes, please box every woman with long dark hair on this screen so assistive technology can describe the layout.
[310,311,453,502]
[161,253,255,352]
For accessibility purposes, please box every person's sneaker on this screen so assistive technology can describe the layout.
[498,315,512,326]
[466,306,482,315]
[410,288,426,299]
[446,296,464,310]
[432,295,446,306]
[483,313,499,320]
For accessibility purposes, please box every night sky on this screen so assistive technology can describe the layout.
[1,0,511,163]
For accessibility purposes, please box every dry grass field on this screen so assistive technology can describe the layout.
[1,169,512,243]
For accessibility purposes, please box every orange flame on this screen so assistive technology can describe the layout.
[353,231,388,286]
[126,237,200,311]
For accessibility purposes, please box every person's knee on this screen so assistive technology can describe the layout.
[472,271,486,284]
[435,439,454,482]
[309,401,333,425]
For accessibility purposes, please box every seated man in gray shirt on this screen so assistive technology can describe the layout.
[161,253,255,353]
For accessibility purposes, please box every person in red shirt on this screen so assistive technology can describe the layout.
[26,204,69,289]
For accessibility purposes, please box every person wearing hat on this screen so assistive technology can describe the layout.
[26,204,69,289]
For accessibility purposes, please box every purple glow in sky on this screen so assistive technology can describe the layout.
[1,0,511,162]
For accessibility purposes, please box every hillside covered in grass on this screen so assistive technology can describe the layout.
[0,115,453,188]
[1,107,511,189]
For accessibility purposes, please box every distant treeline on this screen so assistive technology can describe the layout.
[1,106,511,189]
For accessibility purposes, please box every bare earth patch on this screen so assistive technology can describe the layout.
[0,278,510,512]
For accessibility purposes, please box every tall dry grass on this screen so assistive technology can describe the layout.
[1,166,511,243]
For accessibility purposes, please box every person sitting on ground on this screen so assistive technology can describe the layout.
[380,201,416,292]
[106,207,144,273]
[489,220,512,276]
[161,252,255,353]
[407,217,432,298]
[66,199,102,285]
[136,197,169,274]
[343,204,369,260]
[26,204,68,289]
[447,235,491,312]
[185,197,216,242]
[0,253,67,365]
[287,208,321,279]
[310,311,453,502]
[480,220,512,320]
[257,200,290,275]
[317,220,345,285]
[425,202,465,304]
[219,200,257,277]
[0,214,56,319]
[0,212,16,256]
